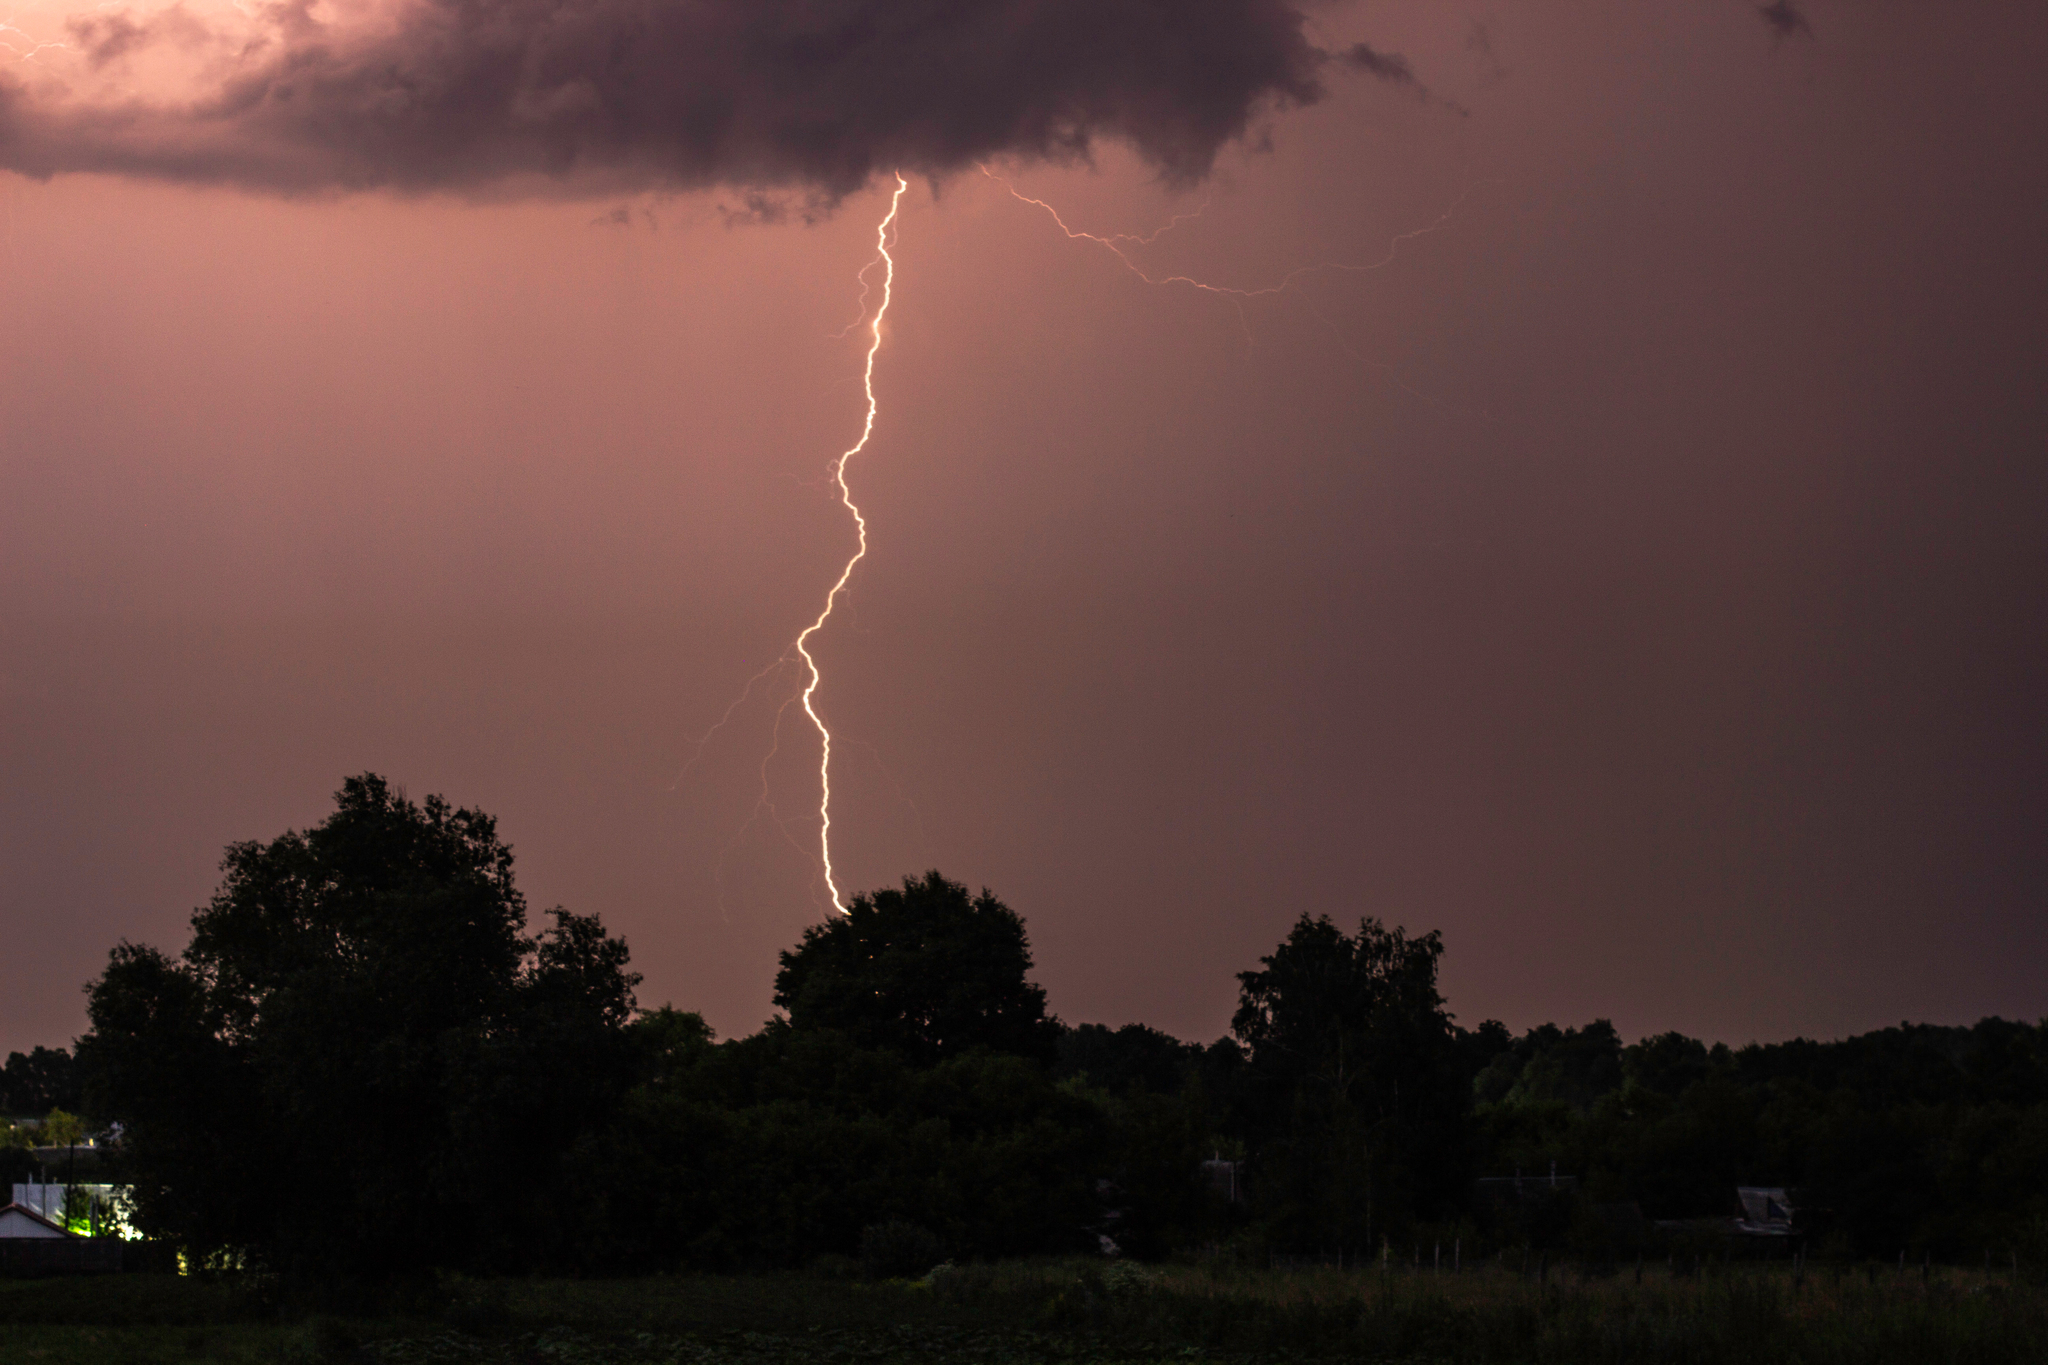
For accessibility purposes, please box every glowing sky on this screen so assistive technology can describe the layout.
[3,0,2044,1050]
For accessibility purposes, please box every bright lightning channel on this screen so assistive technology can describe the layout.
[794,170,908,913]
[0,13,68,62]
[684,165,1464,916]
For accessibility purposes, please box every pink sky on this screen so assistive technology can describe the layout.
[3,0,2044,1050]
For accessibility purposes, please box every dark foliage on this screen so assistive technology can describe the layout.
[1055,1023,1200,1097]
[573,1022,1109,1271]
[1471,1015,2048,1259]
[1473,1019,1625,1110]
[76,773,641,1278]
[0,1046,81,1115]
[1231,915,1472,1247]
[774,871,1060,1066]
[859,1220,945,1279]
[39,784,2048,1277]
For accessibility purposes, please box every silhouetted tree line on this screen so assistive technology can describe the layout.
[41,776,2048,1278]
[1,1046,80,1116]
[1470,1015,2048,1259]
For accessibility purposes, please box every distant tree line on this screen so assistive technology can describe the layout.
[1468,1015,2048,1259]
[1,1045,80,1116]
[27,775,2048,1278]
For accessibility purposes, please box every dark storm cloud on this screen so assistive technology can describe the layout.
[1757,2,1812,40]
[0,0,1330,197]
[65,11,156,70]
[1339,39,1461,113]
[1339,41,1419,90]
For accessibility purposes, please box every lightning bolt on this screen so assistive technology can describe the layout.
[792,170,907,912]
[682,165,1471,917]
[0,13,69,61]
[983,165,1492,410]
[982,165,1472,299]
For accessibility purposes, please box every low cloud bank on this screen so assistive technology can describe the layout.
[0,0,1365,198]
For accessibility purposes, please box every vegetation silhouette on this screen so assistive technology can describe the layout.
[20,775,2046,1286]
[1232,915,1471,1252]
[77,774,640,1278]
[0,1046,80,1115]
[774,871,1060,1066]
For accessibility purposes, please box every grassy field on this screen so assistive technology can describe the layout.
[0,1257,2041,1364]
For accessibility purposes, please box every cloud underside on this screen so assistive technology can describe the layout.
[0,0,1331,197]
[1757,1,1813,40]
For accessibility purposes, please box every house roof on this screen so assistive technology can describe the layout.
[0,1202,74,1239]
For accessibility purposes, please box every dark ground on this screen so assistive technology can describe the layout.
[1,1257,2045,1365]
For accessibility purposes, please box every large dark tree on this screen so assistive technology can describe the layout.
[1232,915,1469,1248]
[773,871,1059,1066]
[78,774,639,1277]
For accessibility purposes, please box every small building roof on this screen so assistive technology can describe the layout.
[0,1202,74,1239]
[1734,1186,1796,1235]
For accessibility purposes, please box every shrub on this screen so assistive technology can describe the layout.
[860,1221,944,1280]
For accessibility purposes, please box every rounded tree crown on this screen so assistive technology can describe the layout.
[773,871,1058,1066]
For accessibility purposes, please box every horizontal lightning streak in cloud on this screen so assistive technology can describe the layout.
[983,166,1494,409]
[0,13,66,62]
[982,165,1478,299]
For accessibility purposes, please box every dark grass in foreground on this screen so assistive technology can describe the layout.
[1,1260,2044,1364]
